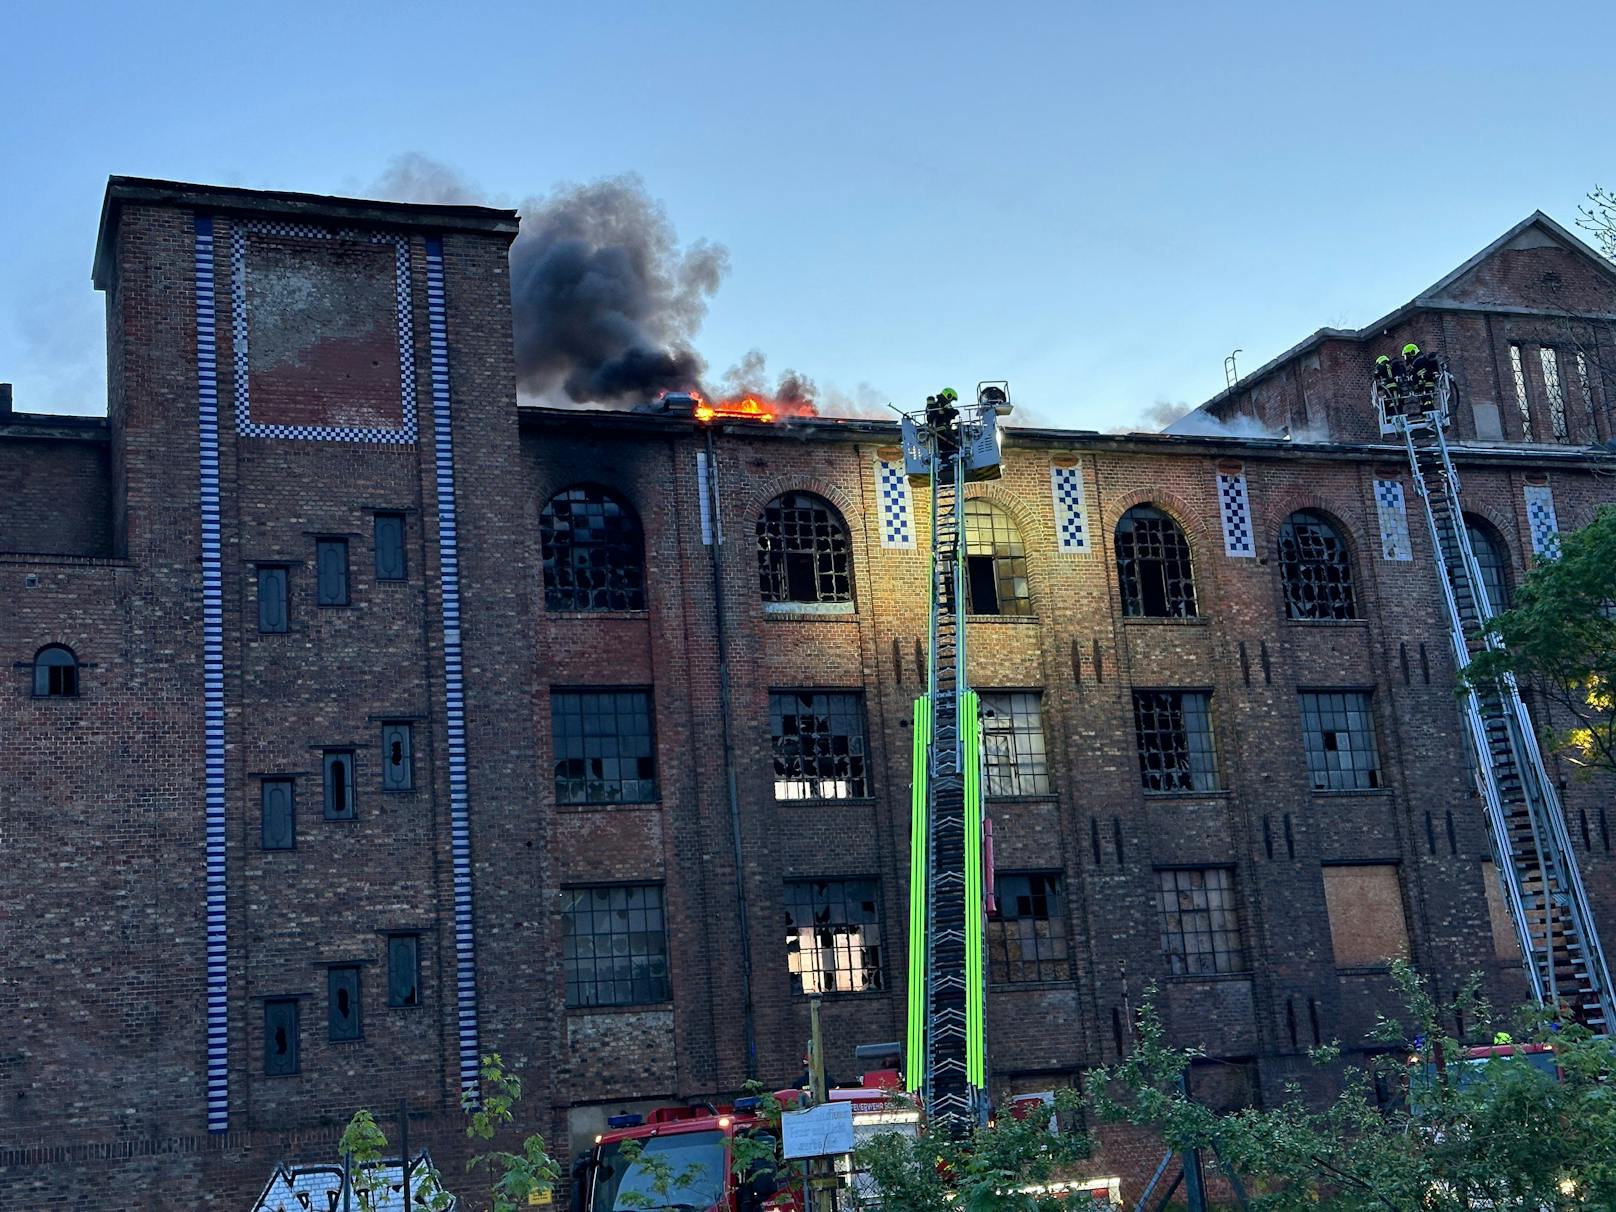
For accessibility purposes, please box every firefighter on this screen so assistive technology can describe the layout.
[927,387,961,455]
[1410,345,1443,388]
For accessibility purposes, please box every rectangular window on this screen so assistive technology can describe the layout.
[387,935,420,1007]
[257,566,289,633]
[784,878,882,994]
[1157,867,1246,975]
[989,873,1071,983]
[323,750,356,820]
[562,884,671,1007]
[1132,690,1218,793]
[1509,343,1534,442]
[981,691,1051,796]
[551,690,657,804]
[770,691,870,800]
[264,998,299,1076]
[260,778,295,851]
[374,512,407,581]
[328,966,362,1041]
[1299,691,1381,791]
[1321,864,1410,969]
[381,723,413,792]
[316,538,349,606]
[1540,347,1570,442]
[1577,351,1596,432]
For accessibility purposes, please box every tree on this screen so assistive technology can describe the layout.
[1465,504,1616,775]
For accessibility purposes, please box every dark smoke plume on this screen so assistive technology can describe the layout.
[719,349,818,409]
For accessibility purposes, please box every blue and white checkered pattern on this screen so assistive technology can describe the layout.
[229,218,418,443]
[425,237,482,1098]
[1525,485,1561,558]
[1374,479,1414,562]
[1050,466,1090,553]
[1218,472,1255,557]
[195,215,230,1133]
[876,458,914,548]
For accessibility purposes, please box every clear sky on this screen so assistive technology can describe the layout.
[3,0,1613,429]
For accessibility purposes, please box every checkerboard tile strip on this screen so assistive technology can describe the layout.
[195,214,230,1133]
[1218,472,1255,557]
[425,237,481,1097]
[877,458,915,549]
[1050,466,1090,553]
[1525,485,1561,558]
[228,218,418,444]
[1374,479,1414,561]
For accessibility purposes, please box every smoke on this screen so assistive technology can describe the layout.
[1110,397,1331,442]
[370,153,483,207]
[718,349,816,408]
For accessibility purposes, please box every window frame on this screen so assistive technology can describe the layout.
[1156,866,1247,977]
[386,934,422,1008]
[769,689,872,801]
[263,998,300,1077]
[1277,510,1358,622]
[1132,689,1219,794]
[380,722,414,793]
[963,499,1033,617]
[979,691,1052,798]
[374,512,407,582]
[1464,515,1513,615]
[783,877,884,996]
[327,965,363,1041]
[988,872,1072,984]
[260,777,296,851]
[32,645,79,698]
[550,688,659,806]
[315,538,350,607]
[1115,505,1198,619]
[256,564,290,634]
[756,492,854,609]
[561,882,672,1009]
[1298,690,1383,792]
[540,485,648,613]
[323,750,357,821]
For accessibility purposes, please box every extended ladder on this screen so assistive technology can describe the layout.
[1379,370,1613,1031]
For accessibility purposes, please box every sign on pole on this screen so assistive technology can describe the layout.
[781,1101,855,1160]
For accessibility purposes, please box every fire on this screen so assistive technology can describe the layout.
[694,395,778,424]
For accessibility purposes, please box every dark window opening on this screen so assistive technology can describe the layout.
[387,935,420,1007]
[963,499,1032,616]
[785,878,882,994]
[1133,690,1218,792]
[381,723,413,792]
[257,566,289,633]
[1116,506,1197,618]
[323,751,356,820]
[540,486,647,612]
[374,513,407,581]
[551,690,657,804]
[770,691,869,800]
[261,778,295,851]
[264,999,299,1076]
[32,645,78,697]
[328,966,362,1041]
[966,555,999,614]
[1300,691,1381,790]
[1278,511,1357,620]
[1157,867,1246,975]
[989,873,1071,983]
[757,492,852,605]
[562,883,670,1007]
[1465,517,1512,614]
[315,539,349,606]
[980,691,1050,796]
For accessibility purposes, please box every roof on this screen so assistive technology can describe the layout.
[93,176,521,288]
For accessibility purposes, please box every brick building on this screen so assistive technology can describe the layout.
[4,179,1616,1208]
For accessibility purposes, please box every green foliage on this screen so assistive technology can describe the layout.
[339,1107,454,1211]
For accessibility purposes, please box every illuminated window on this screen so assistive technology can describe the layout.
[770,691,869,799]
[757,493,852,606]
[964,499,1032,616]
[1509,344,1533,441]
[541,486,646,612]
[1133,690,1218,792]
[980,692,1050,796]
[1540,347,1570,442]
[989,874,1071,983]
[1157,867,1245,975]
[1116,506,1197,618]
[562,884,670,1007]
[1278,511,1357,620]
[1299,691,1382,791]
[785,878,882,994]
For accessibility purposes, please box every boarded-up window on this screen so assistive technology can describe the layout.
[257,566,289,633]
[381,723,413,792]
[1480,861,1523,960]
[388,935,420,1007]
[264,999,299,1076]
[316,539,349,606]
[374,513,407,581]
[1321,865,1410,968]
[328,966,362,1041]
[323,750,356,820]
[261,778,295,850]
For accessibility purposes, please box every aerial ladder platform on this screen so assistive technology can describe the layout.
[1374,360,1613,1032]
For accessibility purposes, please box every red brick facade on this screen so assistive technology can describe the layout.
[4,182,1616,1208]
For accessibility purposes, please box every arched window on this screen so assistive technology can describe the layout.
[540,486,646,612]
[1465,516,1512,615]
[33,645,79,697]
[1278,510,1357,620]
[964,500,1032,616]
[757,492,852,606]
[1116,506,1197,618]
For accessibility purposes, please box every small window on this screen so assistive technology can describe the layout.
[1116,506,1197,618]
[316,539,349,606]
[261,778,295,851]
[1299,691,1381,791]
[387,935,420,1007]
[770,691,870,800]
[1132,690,1218,792]
[32,645,79,697]
[562,884,671,1007]
[1576,351,1596,432]
[980,692,1050,796]
[757,492,852,606]
[1540,348,1570,443]
[381,723,413,792]
[328,966,362,1041]
[1278,511,1357,621]
[963,500,1032,616]
[1157,867,1245,976]
[323,751,356,820]
[257,566,289,633]
[551,690,657,804]
[374,513,407,581]
[1465,517,1513,614]
[989,873,1071,983]
[1509,344,1533,442]
[1321,865,1410,969]
[784,878,882,994]
[264,999,299,1076]
[540,486,647,612]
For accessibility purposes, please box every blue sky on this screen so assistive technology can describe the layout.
[3,0,1613,429]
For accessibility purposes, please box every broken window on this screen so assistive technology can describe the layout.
[1321,864,1410,968]
[323,750,356,820]
[374,512,407,581]
[1509,344,1533,441]
[551,689,657,804]
[784,878,882,994]
[1116,506,1197,618]
[980,691,1050,796]
[1299,691,1381,791]
[757,492,852,606]
[1465,516,1512,614]
[964,499,1032,616]
[380,723,413,792]
[770,691,869,800]
[264,998,299,1076]
[1577,351,1596,432]
[328,966,362,1041]
[989,873,1070,983]
[387,935,420,1007]
[1278,511,1357,620]
[32,645,78,697]
[540,486,646,612]
[562,883,670,1007]
[260,778,295,851]
[1157,867,1245,975]
[1540,347,1570,442]
[257,566,289,633]
[1132,690,1218,792]
[315,538,349,606]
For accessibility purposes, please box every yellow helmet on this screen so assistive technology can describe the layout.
[1402,343,1420,358]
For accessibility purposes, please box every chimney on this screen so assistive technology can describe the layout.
[0,383,11,416]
